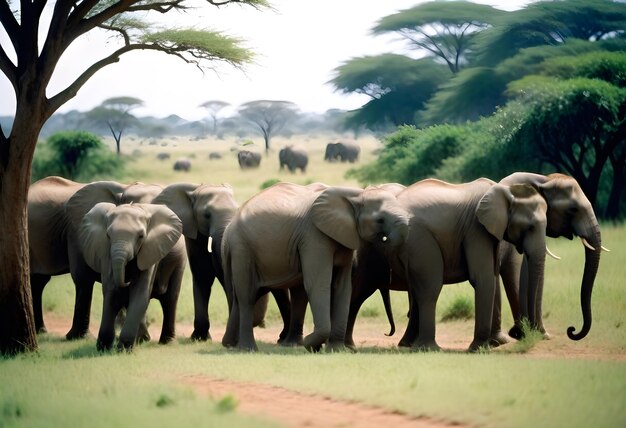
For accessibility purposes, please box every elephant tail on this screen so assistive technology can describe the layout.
[380,286,395,337]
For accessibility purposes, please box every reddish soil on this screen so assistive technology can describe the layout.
[42,314,624,428]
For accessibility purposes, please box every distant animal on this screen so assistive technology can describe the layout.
[324,141,360,163]
[173,158,191,171]
[237,150,261,169]
[157,152,170,160]
[279,145,308,173]
[209,152,222,160]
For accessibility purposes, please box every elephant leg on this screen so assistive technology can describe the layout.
[31,274,50,334]
[398,291,419,347]
[328,262,352,351]
[301,256,333,352]
[67,268,96,340]
[222,296,240,348]
[158,271,183,345]
[118,273,153,351]
[500,250,524,340]
[97,287,123,351]
[228,251,257,351]
[280,284,307,347]
[271,288,292,344]
[465,239,497,352]
[187,238,215,341]
[489,279,509,346]
[252,291,269,328]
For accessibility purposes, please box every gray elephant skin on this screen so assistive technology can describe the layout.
[70,195,182,351]
[279,145,308,173]
[324,142,360,163]
[496,172,604,341]
[347,179,549,352]
[221,182,410,352]
[173,158,192,171]
[28,177,126,339]
[238,150,261,169]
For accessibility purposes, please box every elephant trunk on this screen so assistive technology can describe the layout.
[567,229,601,340]
[525,250,546,329]
[111,244,132,288]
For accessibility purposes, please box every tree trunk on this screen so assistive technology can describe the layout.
[0,132,39,354]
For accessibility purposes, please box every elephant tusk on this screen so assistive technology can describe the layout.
[546,246,561,260]
[207,236,213,253]
[601,245,611,252]
[381,236,388,242]
[581,237,596,251]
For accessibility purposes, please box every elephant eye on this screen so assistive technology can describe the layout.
[376,218,385,224]
[204,212,211,219]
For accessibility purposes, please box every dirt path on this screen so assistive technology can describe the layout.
[43,314,624,428]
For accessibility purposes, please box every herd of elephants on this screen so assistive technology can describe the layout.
[27,139,606,352]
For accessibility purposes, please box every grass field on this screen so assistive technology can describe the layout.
[2,134,625,427]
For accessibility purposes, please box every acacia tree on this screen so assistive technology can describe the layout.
[0,0,265,355]
[238,100,298,152]
[87,96,144,154]
[199,100,230,135]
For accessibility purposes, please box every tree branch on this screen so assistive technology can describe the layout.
[0,1,20,47]
[0,45,17,90]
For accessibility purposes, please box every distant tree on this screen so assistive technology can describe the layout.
[372,1,505,73]
[87,96,143,154]
[238,100,298,153]
[199,100,230,136]
[331,55,449,130]
[32,131,124,181]
[0,0,264,355]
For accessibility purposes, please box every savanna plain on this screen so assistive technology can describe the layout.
[1,134,625,428]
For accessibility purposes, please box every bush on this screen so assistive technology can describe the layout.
[441,295,474,322]
[260,178,281,190]
[32,131,125,182]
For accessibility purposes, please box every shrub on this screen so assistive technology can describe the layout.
[441,295,474,322]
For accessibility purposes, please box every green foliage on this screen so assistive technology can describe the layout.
[441,295,474,322]
[155,394,175,408]
[506,320,544,354]
[214,395,238,414]
[260,178,281,189]
[31,131,125,182]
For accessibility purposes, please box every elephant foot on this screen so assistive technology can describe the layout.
[37,325,48,334]
[305,343,323,353]
[489,331,510,347]
[158,335,176,345]
[411,340,441,352]
[468,339,492,353]
[66,328,90,341]
[541,331,551,340]
[397,338,413,348]
[136,331,151,344]
[191,330,211,342]
[326,342,351,353]
[237,343,258,352]
[116,340,134,353]
[96,338,114,352]
[303,332,328,353]
[279,335,304,347]
[508,324,524,340]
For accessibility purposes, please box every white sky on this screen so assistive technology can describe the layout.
[0,0,534,121]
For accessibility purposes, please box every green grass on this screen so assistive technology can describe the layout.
[441,295,474,321]
[13,134,626,427]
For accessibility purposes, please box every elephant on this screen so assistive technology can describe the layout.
[347,179,549,352]
[493,172,605,342]
[71,200,182,351]
[151,183,287,341]
[173,158,192,171]
[324,141,360,163]
[237,150,261,169]
[28,176,127,339]
[157,152,170,160]
[279,145,308,173]
[221,182,410,352]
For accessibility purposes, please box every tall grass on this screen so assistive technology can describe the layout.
[17,134,626,428]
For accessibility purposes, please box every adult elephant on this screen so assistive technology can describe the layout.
[221,182,410,352]
[348,179,549,352]
[494,172,605,342]
[69,199,182,351]
[324,141,360,163]
[28,176,126,339]
[152,183,287,341]
[237,150,261,169]
[279,145,308,173]
[173,158,192,171]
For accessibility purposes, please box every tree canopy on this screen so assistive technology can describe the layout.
[238,100,298,152]
[0,0,266,355]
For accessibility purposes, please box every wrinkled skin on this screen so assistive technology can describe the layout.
[238,150,261,169]
[75,201,182,351]
[152,183,281,341]
[28,177,126,339]
[495,172,603,342]
[324,142,360,163]
[221,182,410,352]
[347,179,548,352]
[279,145,308,173]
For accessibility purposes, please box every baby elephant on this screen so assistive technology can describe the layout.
[77,202,183,351]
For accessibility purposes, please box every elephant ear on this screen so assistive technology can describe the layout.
[311,187,361,250]
[476,184,513,241]
[152,182,200,239]
[78,202,115,273]
[136,204,183,270]
[66,181,126,233]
